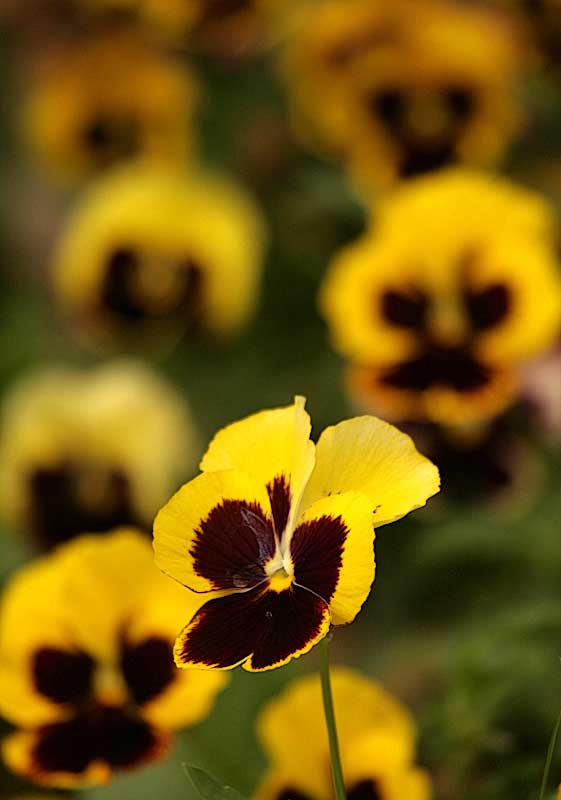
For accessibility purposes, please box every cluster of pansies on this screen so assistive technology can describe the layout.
[0,0,561,798]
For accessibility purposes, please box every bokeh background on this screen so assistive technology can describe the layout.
[0,1,560,799]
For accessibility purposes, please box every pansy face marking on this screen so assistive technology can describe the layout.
[28,461,138,549]
[321,170,561,425]
[101,246,203,324]
[0,531,227,788]
[154,397,439,672]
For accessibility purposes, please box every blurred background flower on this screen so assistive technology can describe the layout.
[0,361,195,550]
[280,0,523,193]
[53,165,266,351]
[0,530,227,788]
[255,667,431,800]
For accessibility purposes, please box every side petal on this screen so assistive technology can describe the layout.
[290,492,375,626]
[174,584,330,673]
[154,470,276,593]
[200,397,315,536]
[301,417,440,526]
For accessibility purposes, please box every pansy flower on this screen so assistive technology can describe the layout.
[320,170,561,425]
[54,164,265,350]
[154,397,439,672]
[255,667,431,800]
[23,32,197,183]
[0,361,194,550]
[0,529,226,788]
[281,0,522,192]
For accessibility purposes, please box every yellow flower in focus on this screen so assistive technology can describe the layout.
[320,170,561,426]
[281,0,522,193]
[0,530,227,788]
[53,164,265,349]
[23,32,197,182]
[0,361,194,550]
[254,668,431,800]
[154,397,439,672]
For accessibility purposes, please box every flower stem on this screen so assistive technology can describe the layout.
[538,703,561,800]
[319,636,346,800]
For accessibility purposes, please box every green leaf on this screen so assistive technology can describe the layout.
[184,765,248,800]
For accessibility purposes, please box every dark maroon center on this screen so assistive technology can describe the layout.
[120,636,175,707]
[32,705,161,775]
[82,114,140,169]
[27,462,139,550]
[100,247,203,324]
[368,84,476,177]
[377,278,511,393]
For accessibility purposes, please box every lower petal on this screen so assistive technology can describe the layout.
[2,707,169,788]
[174,584,330,672]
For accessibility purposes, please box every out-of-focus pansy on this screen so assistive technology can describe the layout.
[254,667,431,800]
[23,32,197,183]
[0,530,227,788]
[321,170,561,426]
[280,0,522,192]
[53,164,265,350]
[0,361,194,550]
[154,397,439,672]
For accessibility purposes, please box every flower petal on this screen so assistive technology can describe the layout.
[200,397,315,536]
[291,491,375,626]
[154,469,276,593]
[174,584,330,672]
[301,417,440,526]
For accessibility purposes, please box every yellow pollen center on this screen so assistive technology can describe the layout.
[268,567,293,593]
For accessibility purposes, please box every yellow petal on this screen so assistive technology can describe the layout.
[154,469,275,593]
[290,491,375,626]
[200,397,315,535]
[302,416,440,526]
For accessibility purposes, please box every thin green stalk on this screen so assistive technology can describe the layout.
[319,636,346,800]
[538,704,561,800]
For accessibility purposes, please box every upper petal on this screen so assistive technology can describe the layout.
[290,492,375,626]
[200,397,316,536]
[154,470,276,593]
[301,416,440,526]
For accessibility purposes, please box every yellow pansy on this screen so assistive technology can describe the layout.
[53,164,265,349]
[0,361,194,550]
[254,667,431,800]
[0,530,227,788]
[321,170,561,425]
[23,31,197,183]
[154,397,439,672]
[280,0,522,193]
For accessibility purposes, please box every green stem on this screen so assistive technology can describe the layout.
[319,636,346,800]
[539,704,561,800]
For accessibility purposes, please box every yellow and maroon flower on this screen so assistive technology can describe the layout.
[280,0,522,193]
[320,170,561,425]
[153,397,439,672]
[23,31,197,183]
[0,529,227,788]
[0,361,195,550]
[254,667,431,800]
[53,164,265,350]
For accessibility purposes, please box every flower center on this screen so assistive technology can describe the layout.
[268,567,294,593]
